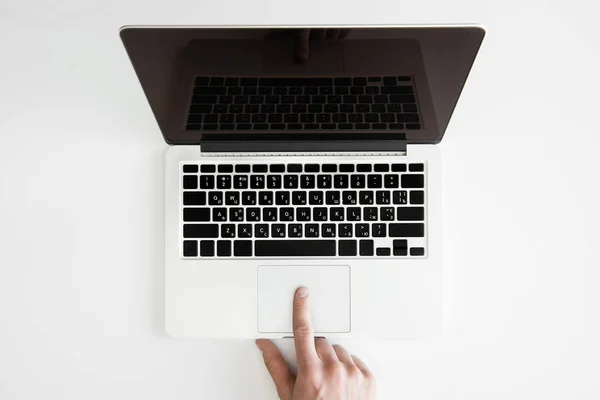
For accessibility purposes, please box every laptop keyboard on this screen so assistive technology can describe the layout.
[181,162,427,258]
[185,76,422,132]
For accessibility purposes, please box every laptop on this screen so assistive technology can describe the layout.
[120,25,485,338]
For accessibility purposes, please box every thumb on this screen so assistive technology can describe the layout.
[256,339,294,400]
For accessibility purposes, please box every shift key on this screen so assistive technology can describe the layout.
[183,224,219,238]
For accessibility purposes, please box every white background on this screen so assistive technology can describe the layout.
[1,0,599,399]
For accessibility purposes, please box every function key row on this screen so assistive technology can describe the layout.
[195,76,412,87]
[182,163,425,174]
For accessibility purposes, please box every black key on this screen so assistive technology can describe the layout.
[363,207,377,222]
[284,175,299,189]
[183,240,198,257]
[365,86,379,95]
[368,175,383,188]
[261,104,275,113]
[200,164,216,173]
[212,208,227,222]
[192,95,217,104]
[301,174,315,189]
[217,175,231,189]
[305,224,319,237]
[183,165,198,173]
[396,113,420,123]
[339,164,354,173]
[229,208,244,221]
[376,248,391,256]
[234,96,248,105]
[200,240,215,256]
[389,223,425,237]
[252,114,267,123]
[356,164,372,173]
[235,114,251,123]
[354,77,367,86]
[410,247,425,256]
[339,223,353,237]
[297,95,311,104]
[246,208,261,221]
[183,175,198,189]
[267,175,282,189]
[208,192,223,205]
[258,87,272,95]
[356,223,370,237]
[240,78,257,86]
[287,123,302,130]
[334,174,349,188]
[209,77,224,86]
[383,76,396,85]
[287,164,302,173]
[190,104,212,114]
[238,224,252,238]
[313,207,328,221]
[396,207,424,221]
[317,175,332,189]
[259,191,273,205]
[322,164,337,173]
[380,207,395,221]
[393,190,408,204]
[309,191,324,205]
[203,123,218,130]
[350,86,364,95]
[374,95,388,104]
[242,192,257,205]
[387,103,403,112]
[359,191,374,205]
[322,224,336,237]
[217,240,231,257]
[401,174,424,188]
[219,96,234,105]
[374,164,389,172]
[195,77,210,86]
[305,87,318,95]
[384,174,399,188]
[333,114,347,123]
[351,175,366,188]
[221,224,235,238]
[234,240,252,256]
[381,85,414,94]
[398,76,412,81]
[326,191,341,205]
[410,190,425,205]
[409,163,425,172]
[274,87,287,95]
[276,191,290,205]
[320,87,334,95]
[288,224,303,238]
[263,208,277,222]
[330,207,344,221]
[305,164,320,172]
[390,94,416,103]
[343,95,358,104]
[183,208,210,222]
[359,95,373,104]
[308,104,322,113]
[297,208,311,221]
[229,104,243,113]
[313,95,327,104]
[317,114,331,123]
[234,164,251,173]
[233,175,249,189]
[335,87,349,95]
[271,224,286,238]
[255,240,335,257]
[284,114,299,123]
[183,224,218,238]
[391,163,407,172]
[255,224,269,238]
[365,114,379,123]
[371,104,386,113]
[360,240,374,256]
[183,192,206,206]
[339,240,357,256]
[349,114,363,123]
[342,191,358,205]
[280,208,294,222]
[289,87,302,95]
[393,239,408,256]
[236,123,252,130]
[376,191,391,205]
[347,207,361,221]
[292,191,307,205]
[249,95,263,104]
[251,175,265,189]
[403,103,418,112]
[268,114,283,123]
[281,96,294,104]
[372,223,386,237]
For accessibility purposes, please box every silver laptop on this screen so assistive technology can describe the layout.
[120,25,485,338]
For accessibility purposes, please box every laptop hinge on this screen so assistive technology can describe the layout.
[200,133,407,154]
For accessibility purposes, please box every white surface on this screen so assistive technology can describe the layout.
[0,0,599,399]
[165,149,441,339]
[257,265,350,333]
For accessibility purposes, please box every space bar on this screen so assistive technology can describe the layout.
[255,240,336,257]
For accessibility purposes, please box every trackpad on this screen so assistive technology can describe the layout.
[258,265,350,334]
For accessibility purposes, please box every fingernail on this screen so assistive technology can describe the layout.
[296,287,309,298]
[255,339,264,352]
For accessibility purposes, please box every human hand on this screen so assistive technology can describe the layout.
[256,287,376,400]
[294,29,351,64]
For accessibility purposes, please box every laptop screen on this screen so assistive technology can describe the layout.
[120,26,485,145]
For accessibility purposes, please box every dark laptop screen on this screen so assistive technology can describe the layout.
[120,26,485,145]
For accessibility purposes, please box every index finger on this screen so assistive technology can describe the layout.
[292,287,318,369]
